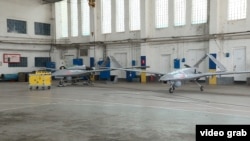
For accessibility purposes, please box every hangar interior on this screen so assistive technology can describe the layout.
[0,0,250,82]
[1,0,250,141]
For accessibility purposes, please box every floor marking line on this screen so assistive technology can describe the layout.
[54,102,250,118]
[0,103,53,112]
[50,99,250,118]
[11,95,250,118]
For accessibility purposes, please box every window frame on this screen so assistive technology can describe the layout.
[7,19,27,34]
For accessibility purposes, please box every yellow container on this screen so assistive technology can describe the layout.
[35,70,51,75]
[29,71,52,90]
[29,74,39,85]
[43,75,52,86]
[90,74,95,81]
[141,72,146,83]
[208,69,217,85]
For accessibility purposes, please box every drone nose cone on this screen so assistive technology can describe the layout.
[51,71,58,76]
[159,74,173,81]
[52,70,67,77]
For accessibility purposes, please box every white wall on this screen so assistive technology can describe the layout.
[0,0,54,42]
[0,43,51,74]
[54,0,250,80]
[0,0,55,75]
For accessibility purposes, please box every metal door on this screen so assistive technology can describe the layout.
[187,50,206,79]
[64,55,75,68]
[187,50,206,71]
[233,47,246,81]
[114,53,127,78]
[160,54,171,73]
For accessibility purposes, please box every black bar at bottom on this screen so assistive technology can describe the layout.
[196,125,250,141]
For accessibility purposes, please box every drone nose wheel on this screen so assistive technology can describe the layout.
[200,86,204,91]
[58,80,65,87]
[169,87,174,93]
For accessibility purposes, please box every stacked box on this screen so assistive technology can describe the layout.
[29,71,51,90]
[18,72,26,82]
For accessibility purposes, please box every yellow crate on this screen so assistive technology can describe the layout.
[29,74,39,85]
[43,75,52,86]
[29,73,52,90]
[35,70,51,75]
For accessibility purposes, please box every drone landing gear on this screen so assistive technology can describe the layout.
[200,86,204,91]
[83,76,94,86]
[58,80,65,87]
[83,80,94,86]
[195,80,204,92]
[169,85,175,93]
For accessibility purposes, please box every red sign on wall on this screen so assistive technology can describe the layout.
[3,54,21,63]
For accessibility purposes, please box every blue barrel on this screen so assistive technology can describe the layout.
[73,58,83,66]
[2,73,18,81]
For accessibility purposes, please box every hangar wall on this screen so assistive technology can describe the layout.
[208,0,250,81]
[0,0,54,74]
[1,0,250,81]
[55,0,250,80]
[102,0,249,80]
[0,44,51,74]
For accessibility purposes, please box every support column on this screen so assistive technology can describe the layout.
[139,0,152,83]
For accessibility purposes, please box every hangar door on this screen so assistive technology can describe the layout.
[233,47,246,81]
[160,54,171,73]
[64,55,75,67]
[186,50,206,79]
[114,53,127,78]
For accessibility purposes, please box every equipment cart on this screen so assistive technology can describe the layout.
[29,71,51,90]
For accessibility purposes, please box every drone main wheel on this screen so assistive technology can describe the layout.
[88,81,94,86]
[169,88,174,93]
[58,81,64,87]
[200,86,204,91]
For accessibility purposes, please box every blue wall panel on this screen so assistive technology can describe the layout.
[90,57,95,67]
[141,56,146,67]
[73,58,83,66]
[174,59,180,69]
[209,53,217,69]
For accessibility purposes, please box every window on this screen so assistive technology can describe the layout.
[129,0,141,31]
[8,57,28,67]
[7,19,27,34]
[228,0,247,20]
[71,0,78,37]
[56,0,68,38]
[35,57,51,67]
[174,0,186,26]
[116,0,125,32]
[81,0,90,36]
[101,0,112,34]
[192,0,207,24]
[35,22,51,36]
[155,0,168,28]
[80,49,88,56]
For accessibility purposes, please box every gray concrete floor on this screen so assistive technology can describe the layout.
[0,81,250,141]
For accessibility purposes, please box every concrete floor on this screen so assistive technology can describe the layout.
[0,81,250,141]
